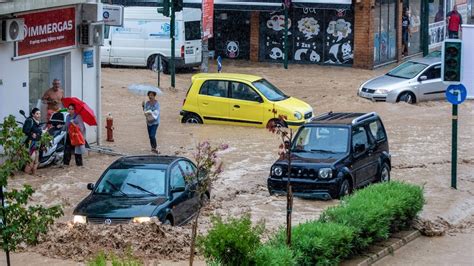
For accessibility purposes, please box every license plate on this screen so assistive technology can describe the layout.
[186,48,194,55]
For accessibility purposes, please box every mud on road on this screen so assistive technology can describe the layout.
[9,61,474,262]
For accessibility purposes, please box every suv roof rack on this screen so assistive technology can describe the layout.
[352,112,377,125]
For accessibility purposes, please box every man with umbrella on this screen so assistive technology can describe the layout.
[62,97,97,166]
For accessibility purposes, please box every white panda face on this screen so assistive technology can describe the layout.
[226,41,239,58]
[269,47,283,60]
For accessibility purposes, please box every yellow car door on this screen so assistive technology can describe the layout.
[196,80,231,124]
[228,82,264,126]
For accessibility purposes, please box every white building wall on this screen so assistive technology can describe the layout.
[0,42,29,122]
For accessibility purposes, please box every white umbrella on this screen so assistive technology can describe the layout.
[128,84,163,96]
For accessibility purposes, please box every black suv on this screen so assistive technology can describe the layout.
[267,112,391,200]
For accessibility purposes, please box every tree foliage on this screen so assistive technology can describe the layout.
[0,115,63,255]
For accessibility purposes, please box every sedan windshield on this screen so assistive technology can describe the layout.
[386,61,428,79]
[292,127,349,153]
[252,79,288,101]
[95,168,166,196]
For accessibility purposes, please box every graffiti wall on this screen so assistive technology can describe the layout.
[260,7,354,65]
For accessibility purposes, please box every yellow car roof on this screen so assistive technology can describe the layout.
[191,73,263,83]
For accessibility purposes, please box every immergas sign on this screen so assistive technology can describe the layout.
[17,7,76,57]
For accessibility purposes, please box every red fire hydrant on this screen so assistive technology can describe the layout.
[105,113,114,142]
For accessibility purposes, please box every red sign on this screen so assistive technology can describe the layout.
[17,7,76,57]
[202,0,214,40]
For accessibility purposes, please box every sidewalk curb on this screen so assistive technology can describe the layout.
[356,230,421,266]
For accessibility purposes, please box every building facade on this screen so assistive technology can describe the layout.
[0,0,104,143]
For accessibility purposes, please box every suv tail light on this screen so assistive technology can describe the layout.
[181,46,184,59]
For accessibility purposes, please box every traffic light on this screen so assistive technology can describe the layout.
[157,0,171,17]
[174,0,183,12]
[442,39,462,83]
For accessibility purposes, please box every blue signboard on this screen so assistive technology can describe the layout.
[217,56,222,72]
[446,84,467,105]
[83,50,94,68]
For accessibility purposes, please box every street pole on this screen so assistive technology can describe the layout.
[201,37,209,73]
[451,103,458,189]
[283,4,289,69]
[422,0,429,56]
[170,2,176,88]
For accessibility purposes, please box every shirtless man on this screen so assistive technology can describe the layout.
[41,79,64,121]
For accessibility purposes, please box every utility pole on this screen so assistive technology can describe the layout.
[170,1,176,88]
[283,0,290,69]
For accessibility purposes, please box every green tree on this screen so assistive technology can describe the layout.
[186,141,228,266]
[0,115,63,266]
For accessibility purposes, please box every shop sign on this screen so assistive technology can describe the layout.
[102,4,124,26]
[17,7,76,57]
[202,0,214,39]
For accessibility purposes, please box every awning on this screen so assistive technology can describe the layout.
[184,0,352,11]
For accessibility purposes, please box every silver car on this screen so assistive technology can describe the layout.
[358,57,446,104]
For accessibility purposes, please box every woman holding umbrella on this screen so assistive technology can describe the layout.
[61,97,97,166]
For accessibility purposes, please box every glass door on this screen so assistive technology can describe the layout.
[374,0,398,65]
[29,54,65,121]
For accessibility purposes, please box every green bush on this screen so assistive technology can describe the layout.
[254,244,298,266]
[320,181,424,251]
[269,222,356,265]
[197,214,264,266]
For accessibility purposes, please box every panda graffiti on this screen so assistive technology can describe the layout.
[226,41,239,59]
[269,47,284,60]
[326,42,353,64]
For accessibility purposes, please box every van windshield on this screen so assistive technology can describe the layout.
[185,21,201,40]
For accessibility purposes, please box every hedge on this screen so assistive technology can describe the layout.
[198,181,424,266]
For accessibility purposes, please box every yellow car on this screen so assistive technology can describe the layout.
[180,73,313,128]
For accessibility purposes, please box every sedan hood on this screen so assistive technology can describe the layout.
[363,75,409,90]
[273,96,312,115]
[74,194,167,218]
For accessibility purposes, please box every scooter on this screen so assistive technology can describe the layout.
[18,109,68,168]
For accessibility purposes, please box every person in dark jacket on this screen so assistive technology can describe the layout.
[22,108,43,175]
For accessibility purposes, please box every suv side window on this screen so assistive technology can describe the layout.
[368,120,386,142]
[199,80,229,98]
[230,82,261,102]
[421,64,441,80]
[170,165,186,189]
[352,126,369,151]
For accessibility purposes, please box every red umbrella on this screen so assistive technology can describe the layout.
[61,97,97,126]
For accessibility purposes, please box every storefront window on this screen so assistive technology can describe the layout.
[29,55,65,121]
[428,0,445,49]
[404,0,422,55]
[374,0,397,65]
[213,11,251,59]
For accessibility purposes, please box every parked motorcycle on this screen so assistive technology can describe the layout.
[18,109,68,168]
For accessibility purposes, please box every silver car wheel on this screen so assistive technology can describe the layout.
[186,117,199,123]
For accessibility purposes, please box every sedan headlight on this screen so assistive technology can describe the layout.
[318,168,333,179]
[374,89,389,94]
[132,217,158,224]
[294,111,303,120]
[272,165,283,177]
[73,215,87,224]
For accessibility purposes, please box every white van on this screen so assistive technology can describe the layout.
[101,7,202,73]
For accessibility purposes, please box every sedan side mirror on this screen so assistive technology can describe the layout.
[419,75,428,81]
[87,183,95,190]
[170,186,186,193]
[354,143,366,153]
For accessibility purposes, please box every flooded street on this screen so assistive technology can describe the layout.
[8,61,474,263]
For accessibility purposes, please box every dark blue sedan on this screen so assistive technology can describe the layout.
[73,155,209,226]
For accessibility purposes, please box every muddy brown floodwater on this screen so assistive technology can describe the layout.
[6,60,474,264]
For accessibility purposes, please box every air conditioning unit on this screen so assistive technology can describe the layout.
[0,18,25,43]
[79,22,104,46]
